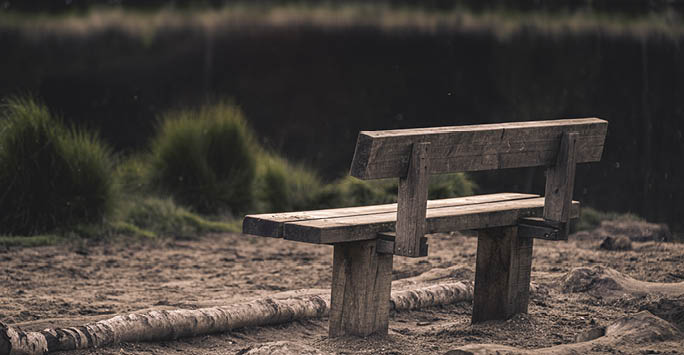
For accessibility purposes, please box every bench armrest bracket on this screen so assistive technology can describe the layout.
[518,217,569,240]
[376,232,428,256]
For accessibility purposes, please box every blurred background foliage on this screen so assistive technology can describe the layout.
[0,97,474,240]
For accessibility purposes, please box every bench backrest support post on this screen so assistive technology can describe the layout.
[543,131,579,239]
[395,142,430,257]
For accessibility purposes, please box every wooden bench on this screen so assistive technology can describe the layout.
[242,118,608,337]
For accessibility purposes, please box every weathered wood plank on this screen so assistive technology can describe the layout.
[544,132,578,224]
[472,226,533,323]
[329,240,393,337]
[396,142,430,257]
[243,192,537,238]
[283,197,580,244]
[350,118,607,179]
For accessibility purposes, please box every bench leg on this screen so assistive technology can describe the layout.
[472,226,533,323]
[329,239,393,337]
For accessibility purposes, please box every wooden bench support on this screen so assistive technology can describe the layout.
[396,142,430,257]
[329,239,393,337]
[472,226,533,323]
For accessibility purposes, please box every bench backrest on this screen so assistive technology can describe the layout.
[350,118,608,179]
[349,118,608,256]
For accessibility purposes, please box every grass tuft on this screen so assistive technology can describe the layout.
[0,96,116,236]
[149,102,257,215]
[253,153,325,213]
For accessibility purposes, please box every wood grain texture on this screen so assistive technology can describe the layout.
[283,197,580,244]
[243,193,537,238]
[349,118,607,179]
[544,132,579,224]
[472,226,533,323]
[329,240,393,337]
[395,142,430,257]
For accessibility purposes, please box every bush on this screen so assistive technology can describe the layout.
[428,173,476,200]
[252,153,473,214]
[114,153,151,195]
[315,176,397,208]
[576,206,643,232]
[149,102,257,214]
[253,153,325,213]
[0,97,116,235]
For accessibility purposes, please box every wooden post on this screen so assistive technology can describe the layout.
[472,226,533,323]
[544,132,579,236]
[329,239,393,337]
[395,142,430,257]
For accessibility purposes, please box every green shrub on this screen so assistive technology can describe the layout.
[0,96,116,235]
[576,206,643,232]
[149,102,257,214]
[253,153,325,213]
[114,153,151,194]
[315,176,397,208]
[428,173,476,199]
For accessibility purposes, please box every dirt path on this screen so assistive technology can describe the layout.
[1,230,683,354]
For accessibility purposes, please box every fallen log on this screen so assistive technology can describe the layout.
[0,281,473,355]
[446,311,680,355]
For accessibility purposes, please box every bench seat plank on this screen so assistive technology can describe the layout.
[283,197,580,244]
[351,118,607,179]
[243,192,538,238]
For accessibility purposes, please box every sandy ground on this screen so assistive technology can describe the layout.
[1,224,683,354]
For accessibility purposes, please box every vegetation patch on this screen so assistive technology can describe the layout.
[253,153,325,213]
[117,196,239,239]
[149,102,257,215]
[253,153,476,213]
[8,98,642,246]
[0,234,64,248]
[576,206,644,232]
[0,96,116,236]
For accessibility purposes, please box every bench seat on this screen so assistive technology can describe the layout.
[243,192,580,244]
